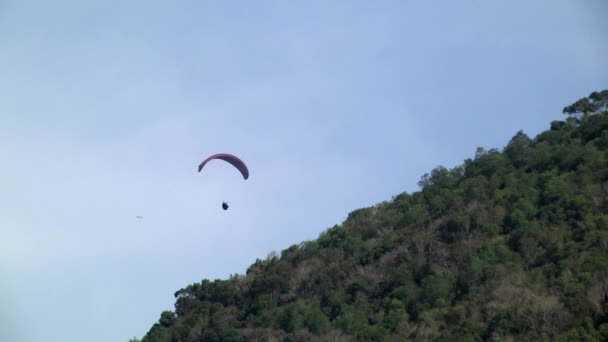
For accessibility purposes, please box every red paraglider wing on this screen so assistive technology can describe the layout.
[198,153,249,180]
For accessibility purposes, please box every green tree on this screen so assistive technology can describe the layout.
[563,90,608,117]
[504,131,533,168]
[382,299,409,331]
[159,310,176,328]
[423,272,455,308]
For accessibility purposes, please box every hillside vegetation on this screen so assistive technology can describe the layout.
[139,91,608,341]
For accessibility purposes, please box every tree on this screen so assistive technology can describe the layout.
[563,90,608,118]
[159,310,176,328]
[504,131,533,168]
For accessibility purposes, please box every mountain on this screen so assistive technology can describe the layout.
[138,91,608,341]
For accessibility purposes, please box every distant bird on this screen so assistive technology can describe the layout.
[222,202,229,210]
[136,216,143,219]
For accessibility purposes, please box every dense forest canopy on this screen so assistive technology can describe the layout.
[137,90,608,341]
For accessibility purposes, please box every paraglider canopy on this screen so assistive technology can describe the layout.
[198,153,249,180]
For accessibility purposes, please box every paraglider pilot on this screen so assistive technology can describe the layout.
[222,201,229,210]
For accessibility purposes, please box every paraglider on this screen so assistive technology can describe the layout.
[198,153,249,210]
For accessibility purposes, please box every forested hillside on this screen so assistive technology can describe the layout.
[139,91,608,341]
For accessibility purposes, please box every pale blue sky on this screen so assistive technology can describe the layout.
[1,1,606,341]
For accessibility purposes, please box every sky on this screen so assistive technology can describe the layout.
[0,1,606,341]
